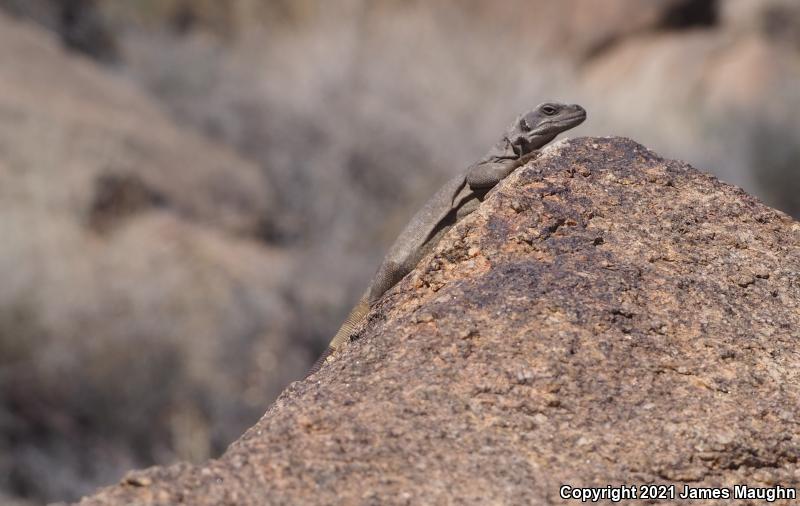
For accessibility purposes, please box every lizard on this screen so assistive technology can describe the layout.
[308,102,586,375]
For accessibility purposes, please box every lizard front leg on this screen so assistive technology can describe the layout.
[466,151,539,190]
[465,159,517,189]
[467,151,541,193]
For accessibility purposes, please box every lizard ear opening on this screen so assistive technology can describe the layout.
[519,117,531,132]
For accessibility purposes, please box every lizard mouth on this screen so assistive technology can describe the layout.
[531,111,587,135]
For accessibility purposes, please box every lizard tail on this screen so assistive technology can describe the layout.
[306,346,334,376]
[305,297,370,377]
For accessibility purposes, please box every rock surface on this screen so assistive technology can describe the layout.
[74,137,800,505]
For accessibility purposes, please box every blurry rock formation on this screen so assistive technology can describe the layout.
[0,11,303,503]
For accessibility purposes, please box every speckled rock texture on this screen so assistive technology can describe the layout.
[73,137,800,505]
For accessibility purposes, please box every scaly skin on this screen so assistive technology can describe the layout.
[308,103,587,375]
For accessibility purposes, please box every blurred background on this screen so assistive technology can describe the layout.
[0,0,798,503]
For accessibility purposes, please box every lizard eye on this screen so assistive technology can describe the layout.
[540,104,559,116]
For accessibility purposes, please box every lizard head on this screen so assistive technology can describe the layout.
[508,102,587,155]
